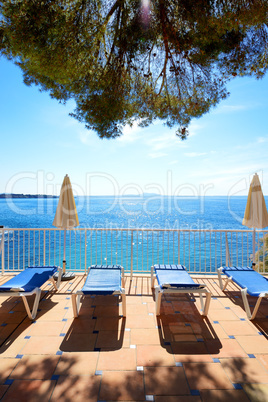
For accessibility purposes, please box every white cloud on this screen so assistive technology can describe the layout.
[77,129,99,147]
[118,121,144,143]
[235,136,268,151]
[77,119,144,146]
[212,104,249,115]
[148,152,168,159]
[146,130,187,152]
[184,152,207,157]
[192,164,260,179]
[79,130,90,145]
[187,121,204,137]
[257,136,268,143]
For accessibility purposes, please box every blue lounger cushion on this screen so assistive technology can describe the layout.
[0,265,62,320]
[72,265,126,317]
[154,264,203,289]
[221,266,268,297]
[151,264,211,316]
[81,265,122,295]
[0,266,59,293]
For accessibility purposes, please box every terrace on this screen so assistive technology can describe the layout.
[0,273,268,401]
[0,228,268,401]
[1,1,268,399]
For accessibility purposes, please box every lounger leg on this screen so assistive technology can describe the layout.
[49,267,63,290]
[56,267,63,288]
[155,286,162,316]
[241,288,253,319]
[199,293,205,312]
[222,277,233,291]
[197,291,211,316]
[49,276,58,291]
[151,266,155,288]
[202,291,211,316]
[121,268,125,288]
[217,268,224,290]
[217,268,232,292]
[250,296,263,320]
[121,289,126,317]
[72,293,81,318]
[241,288,262,320]
[21,288,42,320]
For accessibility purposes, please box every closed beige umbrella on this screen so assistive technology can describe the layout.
[53,174,79,280]
[242,173,268,266]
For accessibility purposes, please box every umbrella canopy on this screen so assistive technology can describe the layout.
[53,174,79,229]
[53,175,79,277]
[242,173,268,229]
[242,173,268,265]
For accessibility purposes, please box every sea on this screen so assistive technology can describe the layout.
[0,196,267,273]
[0,195,257,230]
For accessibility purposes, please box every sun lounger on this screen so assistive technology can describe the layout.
[218,266,268,320]
[72,265,126,317]
[0,265,62,320]
[151,264,211,316]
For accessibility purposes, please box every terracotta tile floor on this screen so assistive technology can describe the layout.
[0,274,268,401]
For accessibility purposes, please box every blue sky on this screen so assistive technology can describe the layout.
[1,57,268,196]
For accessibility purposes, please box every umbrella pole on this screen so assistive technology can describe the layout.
[58,228,76,281]
[252,229,256,269]
[63,228,66,274]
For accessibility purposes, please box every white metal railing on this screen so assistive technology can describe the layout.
[0,227,268,275]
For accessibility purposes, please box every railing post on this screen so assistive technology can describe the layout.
[85,229,87,272]
[1,226,4,275]
[1,227,264,276]
[225,232,231,266]
[178,231,180,264]
[43,230,46,266]
[130,231,133,279]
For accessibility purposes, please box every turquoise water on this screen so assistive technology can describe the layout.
[0,195,254,229]
[0,196,267,273]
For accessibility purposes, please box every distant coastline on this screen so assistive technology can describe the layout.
[0,193,264,199]
[0,194,58,199]
[0,193,259,199]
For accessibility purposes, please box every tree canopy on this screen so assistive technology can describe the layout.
[0,0,268,139]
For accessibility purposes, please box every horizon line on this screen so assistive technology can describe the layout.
[0,193,258,198]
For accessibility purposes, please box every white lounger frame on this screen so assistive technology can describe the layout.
[218,267,268,320]
[1,267,62,320]
[151,266,211,316]
[72,266,126,318]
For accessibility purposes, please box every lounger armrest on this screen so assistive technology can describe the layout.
[10,287,26,292]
